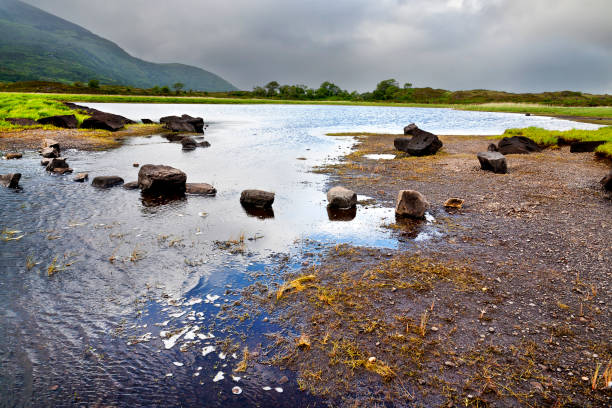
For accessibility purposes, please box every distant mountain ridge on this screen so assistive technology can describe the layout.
[0,0,237,91]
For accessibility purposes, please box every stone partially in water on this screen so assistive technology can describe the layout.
[477,151,508,174]
[123,181,140,190]
[186,183,216,196]
[73,173,89,182]
[443,198,464,209]
[138,164,187,195]
[45,158,68,172]
[240,190,275,208]
[92,176,124,188]
[0,173,20,188]
[395,190,429,219]
[41,147,59,158]
[4,153,22,160]
[327,186,357,209]
[181,137,197,150]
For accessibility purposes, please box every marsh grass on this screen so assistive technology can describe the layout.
[0,93,89,130]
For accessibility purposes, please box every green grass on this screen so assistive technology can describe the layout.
[499,126,612,158]
[460,103,612,118]
[0,93,88,130]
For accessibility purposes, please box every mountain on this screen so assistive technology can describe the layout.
[0,0,237,91]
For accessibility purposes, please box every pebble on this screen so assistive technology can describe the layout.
[368,356,376,363]
[581,376,589,381]
[488,327,495,333]
[444,361,456,367]
[232,386,242,395]
[431,326,439,332]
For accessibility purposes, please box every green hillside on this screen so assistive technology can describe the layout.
[0,0,237,91]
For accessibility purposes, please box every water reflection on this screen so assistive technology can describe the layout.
[242,206,275,219]
[327,206,357,221]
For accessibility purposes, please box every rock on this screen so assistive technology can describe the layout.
[444,198,464,209]
[45,158,69,172]
[138,164,187,195]
[397,124,443,156]
[570,141,606,153]
[395,190,429,219]
[41,158,51,166]
[197,141,211,148]
[181,137,197,150]
[525,113,531,116]
[0,173,20,188]
[133,163,139,167]
[41,147,59,158]
[36,115,78,129]
[92,176,124,188]
[123,181,140,190]
[240,189,275,208]
[81,113,131,132]
[5,117,37,126]
[160,114,204,133]
[601,170,612,191]
[41,139,61,155]
[496,136,541,155]
[186,183,217,195]
[278,376,289,385]
[477,152,508,174]
[73,172,88,182]
[163,134,186,143]
[141,119,154,124]
[393,137,411,152]
[487,143,498,152]
[327,186,357,209]
[53,168,73,175]
[4,153,22,159]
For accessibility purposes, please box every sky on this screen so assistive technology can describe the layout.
[23,0,612,93]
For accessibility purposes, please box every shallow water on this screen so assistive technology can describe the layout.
[0,104,599,407]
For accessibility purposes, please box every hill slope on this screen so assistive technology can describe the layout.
[0,0,237,91]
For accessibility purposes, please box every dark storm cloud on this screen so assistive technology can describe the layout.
[23,0,612,92]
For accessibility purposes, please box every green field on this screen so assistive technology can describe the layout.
[0,93,89,130]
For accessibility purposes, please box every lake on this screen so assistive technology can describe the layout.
[0,104,599,406]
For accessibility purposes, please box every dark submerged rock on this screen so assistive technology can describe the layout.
[395,190,429,219]
[123,181,140,190]
[160,114,204,133]
[569,141,606,153]
[45,158,69,172]
[92,176,124,188]
[327,186,357,209]
[181,137,197,150]
[0,173,21,188]
[197,141,211,148]
[186,183,217,196]
[37,115,78,129]
[477,151,508,174]
[53,167,73,175]
[496,136,541,155]
[397,124,443,156]
[240,190,275,208]
[138,164,187,196]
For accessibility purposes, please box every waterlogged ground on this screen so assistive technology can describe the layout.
[0,104,602,407]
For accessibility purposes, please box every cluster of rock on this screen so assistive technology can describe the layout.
[160,115,205,133]
[394,124,443,156]
[39,139,74,175]
[478,136,543,174]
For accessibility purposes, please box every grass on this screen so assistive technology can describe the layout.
[0,93,89,130]
[497,126,612,158]
[460,102,612,118]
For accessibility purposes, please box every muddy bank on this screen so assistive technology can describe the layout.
[0,124,165,151]
[232,133,611,407]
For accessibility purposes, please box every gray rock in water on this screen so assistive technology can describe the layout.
[73,172,89,182]
[477,152,508,174]
[197,141,211,148]
[601,170,612,191]
[92,176,124,188]
[41,158,52,166]
[181,137,197,150]
[138,164,187,195]
[0,173,21,188]
[41,147,59,158]
[327,186,357,209]
[395,190,429,219]
[240,189,275,208]
[123,181,140,190]
[4,153,22,160]
[186,183,217,195]
[45,158,69,172]
[53,168,73,175]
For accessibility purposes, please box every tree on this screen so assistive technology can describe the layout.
[252,86,266,97]
[373,79,399,100]
[161,86,170,94]
[264,81,280,96]
[403,82,413,89]
[173,82,185,94]
[88,79,100,89]
[316,81,343,98]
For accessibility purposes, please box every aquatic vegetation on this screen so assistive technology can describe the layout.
[276,274,316,301]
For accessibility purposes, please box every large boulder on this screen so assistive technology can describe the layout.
[570,141,606,153]
[496,136,541,155]
[160,115,204,133]
[477,152,508,174]
[327,186,357,209]
[37,115,78,129]
[181,137,197,150]
[81,113,130,132]
[138,164,187,195]
[41,147,59,158]
[6,118,37,126]
[396,124,443,156]
[395,190,429,219]
[45,158,69,172]
[601,170,612,191]
[0,173,20,188]
[92,176,124,188]
[186,183,217,195]
[240,190,275,208]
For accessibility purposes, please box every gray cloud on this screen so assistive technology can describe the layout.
[23,0,612,93]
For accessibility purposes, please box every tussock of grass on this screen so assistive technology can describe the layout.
[276,274,316,301]
[497,126,612,158]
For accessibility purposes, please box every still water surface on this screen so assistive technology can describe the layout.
[0,104,598,407]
